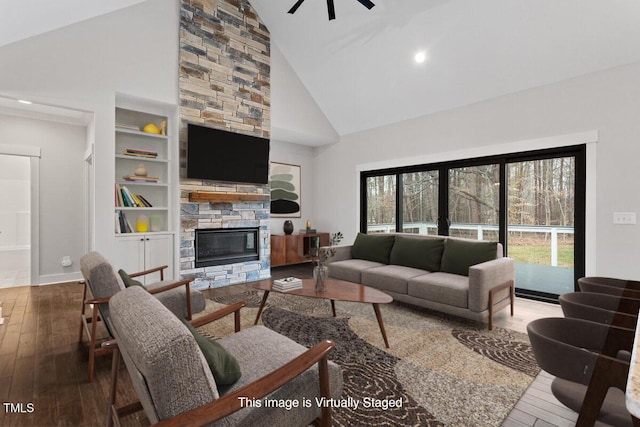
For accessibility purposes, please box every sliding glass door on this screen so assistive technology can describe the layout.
[360,146,585,301]
[507,157,576,296]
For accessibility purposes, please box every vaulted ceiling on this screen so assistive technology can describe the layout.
[2,0,640,137]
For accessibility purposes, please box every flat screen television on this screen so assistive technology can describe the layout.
[187,124,270,184]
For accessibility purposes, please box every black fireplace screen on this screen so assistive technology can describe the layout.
[195,227,259,267]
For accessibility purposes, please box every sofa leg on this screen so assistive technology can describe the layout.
[488,280,515,331]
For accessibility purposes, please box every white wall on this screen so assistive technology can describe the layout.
[314,62,640,279]
[270,42,338,147]
[0,0,179,266]
[269,40,338,234]
[269,139,316,234]
[0,116,86,281]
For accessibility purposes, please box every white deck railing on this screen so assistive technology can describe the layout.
[367,222,574,267]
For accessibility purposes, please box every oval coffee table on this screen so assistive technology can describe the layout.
[253,278,393,348]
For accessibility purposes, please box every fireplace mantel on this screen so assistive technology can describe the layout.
[189,191,270,203]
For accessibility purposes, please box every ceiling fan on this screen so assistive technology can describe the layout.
[288,0,375,21]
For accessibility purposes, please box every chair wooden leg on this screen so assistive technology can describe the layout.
[79,281,87,343]
[317,354,332,427]
[88,305,100,382]
[185,283,193,321]
[576,354,628,426]
[106,347,120,427]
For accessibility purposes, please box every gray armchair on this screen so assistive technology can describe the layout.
[106,286,343,427]
[78,251,206,381]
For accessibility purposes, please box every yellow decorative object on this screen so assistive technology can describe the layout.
[136,215,149,232]
[306,219,312,230]
[142,123,161,134]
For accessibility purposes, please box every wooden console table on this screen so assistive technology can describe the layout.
[271,232,329,267]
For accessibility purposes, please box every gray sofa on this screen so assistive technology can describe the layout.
[325,233,515,329]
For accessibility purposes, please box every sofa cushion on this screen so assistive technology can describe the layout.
[440,239,498,277]
[351,233,396,264]
[408,272,469,309]
[389,235,445,272]
[180,318,241,386]
[328,259,384,283]
[361,265,427,294]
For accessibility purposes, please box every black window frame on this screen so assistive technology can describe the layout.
[360,145,586,302]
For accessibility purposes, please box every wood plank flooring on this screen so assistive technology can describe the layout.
[0,264,569,427]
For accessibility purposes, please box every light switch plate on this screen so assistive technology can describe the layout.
[613,212,637,225]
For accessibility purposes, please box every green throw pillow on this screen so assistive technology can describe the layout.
[389,236,445,271]
[440,239,498,276]
[181,318,242,386]
[351,233,396,264]
[118,269,146,289]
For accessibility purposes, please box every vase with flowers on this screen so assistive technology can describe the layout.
[311,231,343,292]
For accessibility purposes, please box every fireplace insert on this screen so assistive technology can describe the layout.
[195,227,259,268]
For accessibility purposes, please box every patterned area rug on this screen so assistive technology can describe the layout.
[199,291,539,427]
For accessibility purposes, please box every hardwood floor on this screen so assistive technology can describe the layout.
[0,265,568,427]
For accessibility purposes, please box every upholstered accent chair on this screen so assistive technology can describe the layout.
[578,276,640,299]
[78,251,205,381]
[105,286,343,427]
[528,317,638,426]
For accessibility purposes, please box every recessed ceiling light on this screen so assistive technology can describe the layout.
[414,51,427,64]
[18,99,32,104]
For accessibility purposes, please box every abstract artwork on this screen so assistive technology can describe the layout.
[270,162,301,217]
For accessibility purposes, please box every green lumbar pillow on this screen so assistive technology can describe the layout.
[440,239,498,276]
[118,269,146,289]
[389,235,445,272]
[351,232,396,264]
[181,318,242,386]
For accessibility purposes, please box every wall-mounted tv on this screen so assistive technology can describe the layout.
[187,124,270,184]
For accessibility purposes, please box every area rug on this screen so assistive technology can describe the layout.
[197,291,539,427]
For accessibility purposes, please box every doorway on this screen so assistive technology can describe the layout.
[0,154,31,287]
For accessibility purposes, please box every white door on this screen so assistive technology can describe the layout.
[113,233,173,284]
[112,235,145,279]
[144,234,174,283]
[0,154,30,288]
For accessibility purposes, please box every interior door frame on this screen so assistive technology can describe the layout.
[0,145,41,285]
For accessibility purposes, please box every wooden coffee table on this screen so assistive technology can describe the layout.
[253,278,393,348]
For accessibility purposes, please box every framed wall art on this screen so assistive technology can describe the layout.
[270,162,301,218]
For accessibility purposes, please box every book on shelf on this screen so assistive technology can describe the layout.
[116,211,133,233]
[122,148,158,158]
[115,212,121,233]
[122,175,160,183]
[300,229,317,234]
[273,277,303,291]
[115,184,154,208]
[137,194,153,207]
[116,123,141,131]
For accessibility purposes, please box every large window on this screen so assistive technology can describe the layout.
[365,175,396,233]
[448,164,500,241]
[402,171,438,234]
[360,146,585,301]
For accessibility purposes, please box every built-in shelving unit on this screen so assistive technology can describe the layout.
[115,107,170,234]
[112,96,177,281]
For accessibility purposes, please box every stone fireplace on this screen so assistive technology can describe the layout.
[178,0,271,288]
